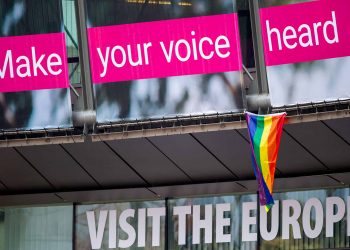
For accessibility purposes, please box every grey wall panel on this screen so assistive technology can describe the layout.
[63,142,146,187]
[236,180,257,192]
[0,193,63,207]
[277,131,326,175]
[273,175,341,191]
[149,134,235,181]
[237,128,249,141]
[238,175,342,193]
[232,128,326,176]
[0,148,52,191]
[107,138,191,185]
[17,145,98,190]
[58,188,157,203]
[237,127,326,176]
[193,130,253,179]
[330,172,350,185]
[324,118,350,144]
[150,181,247,198]
[285,121,350,170]
[0,181,7,192]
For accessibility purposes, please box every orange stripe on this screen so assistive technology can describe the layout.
[267,116,278,191]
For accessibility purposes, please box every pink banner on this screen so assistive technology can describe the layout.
[88,14,242,84]
[260,0,350,66]
[0,32,69,93]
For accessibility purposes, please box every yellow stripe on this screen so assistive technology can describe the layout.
[260,116,273,192]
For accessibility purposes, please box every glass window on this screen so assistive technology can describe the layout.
[75,200,165,250]
[0,205,73,250]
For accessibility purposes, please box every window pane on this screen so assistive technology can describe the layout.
[0,205,73,250]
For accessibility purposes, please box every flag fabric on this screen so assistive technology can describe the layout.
[245,111,286,211]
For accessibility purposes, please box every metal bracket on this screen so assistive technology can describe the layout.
[74,0,96,133]
[242,64,254,82]
[246,94,271,113]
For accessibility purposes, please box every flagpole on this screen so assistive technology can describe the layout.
[257,191,261,250]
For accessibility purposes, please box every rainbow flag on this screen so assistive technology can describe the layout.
[245,112,286,211]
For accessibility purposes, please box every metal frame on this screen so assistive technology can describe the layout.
[73,0,96,129]
[0,99,349,147]
[247,0,271,113]
[0,0,349,145]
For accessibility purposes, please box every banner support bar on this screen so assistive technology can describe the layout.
[248,0,271,114]
[74,0,96,129]
[257,191,261,250]
[243,64,255,81]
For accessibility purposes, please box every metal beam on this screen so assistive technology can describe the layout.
[248,0,269,95]
[247,0,271,113]
[0,109,349,147]
[0,172,348,206]
[74,0,96,127]
[0,135,84,148]
[92,109,350,143]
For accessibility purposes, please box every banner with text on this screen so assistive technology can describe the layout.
[75,188,350,250]
[260,0,350,106]
[0,0,72,130]
[86,0,244,123]
[88,14,241,83]
[0,33,69,92]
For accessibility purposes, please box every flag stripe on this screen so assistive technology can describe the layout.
[245,111,286,211]
[253,116,264,172]
[260,116,273,190]
[267,116,279,191]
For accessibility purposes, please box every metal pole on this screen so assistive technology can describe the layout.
[248,0,269,95]
[74,0,96,129]
[72,203,76,250]
[247,0,271,113]
[257,191,261,250]
[165,198,169,250]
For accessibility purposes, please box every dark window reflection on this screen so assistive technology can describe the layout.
[0,0,71,130]
[0,0,63,37]
[260,0,313,8]
[88,0,245,122]
[86,0,235,27]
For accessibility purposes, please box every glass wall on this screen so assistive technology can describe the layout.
[0,205,73,250]
[62,0,81,85]
[76,200,165,250]
[0,0,72,130]
[259,0,350,106]
[85,0,245,123]
[261,188,350,250]
[1,188,350,250]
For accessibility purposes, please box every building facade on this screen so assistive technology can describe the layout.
[0,0,350,249]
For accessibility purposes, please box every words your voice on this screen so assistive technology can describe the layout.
[96,31,231,77]
[87,196,350,249]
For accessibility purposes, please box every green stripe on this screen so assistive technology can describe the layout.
[253,116,264,171]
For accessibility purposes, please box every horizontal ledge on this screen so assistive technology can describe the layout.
[0,171,348,206]
[93,109,350,142]
[0,108,349,147]
[0,135,84,148]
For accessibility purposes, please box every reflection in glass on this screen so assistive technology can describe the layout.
[0,205,73,250]
[0,0,72,130]
[86,0,244,123]
[75,201,165,250]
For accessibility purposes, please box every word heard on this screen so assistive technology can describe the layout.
[0,33,69,92]
[88,14,242,84]
[260,0,350,66]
